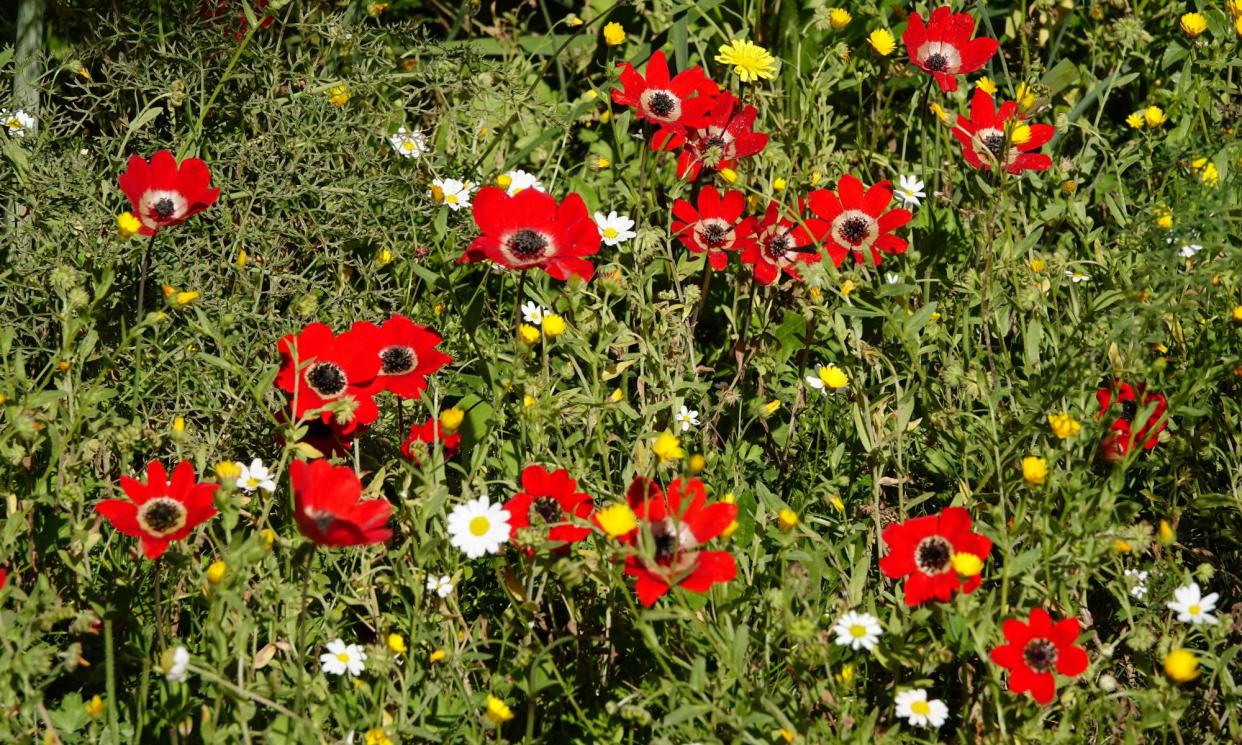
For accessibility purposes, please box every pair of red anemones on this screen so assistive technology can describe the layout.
[504,465,595,552]
[1096,379,1168,462]
[275,315,450,437]
[458,187,601,282]
[118,150,220,236]
[656,92,770,181]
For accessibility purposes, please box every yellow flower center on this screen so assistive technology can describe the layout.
[336,653,351,663]
[1189,604,1201,615]
[469,516,491,536]
[849,624,867,639]
[603,227,619,239]
[401,141,415,152]
[911,700,931,716]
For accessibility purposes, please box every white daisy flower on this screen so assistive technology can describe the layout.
[895,175,925,208]
[447,495,511,559]
[389,127,428,159]
[805,364,849,396]
[894,689,949,728]
[593,211,637,246]
[673,405,699,432]
[520,301,547,325]
[1065,269,1091,283]
[502,169,544,195]
[1167,582,1218,625]
[1124,569,1149,599]
[831,610,882,652]
[1,109,36,138]
[320,639,367,676]
[432,178,474,211]
[164,646,191,683]
[1177,243,1203,258]
[426,574,454,598]
[236,458,276,493]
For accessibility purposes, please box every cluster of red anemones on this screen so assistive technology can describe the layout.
[459,186,601,282]
[1096,379,1168,462]
[275,314,450,447]
[613,51,769,181]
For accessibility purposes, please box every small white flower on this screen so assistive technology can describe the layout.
[895,174,925,208]
[894,689,949,728]
[426,574,454,598]
[320,639,367,676]
[884,272,901,284]
[1065,269,1091,283]
[1,109,36,138]
[1124,569,1149,599]
[236,458,276,493]
[1167,582,1218,625]
[164,646,191,683]
[1177,243,1203,258]
[520,301,547,325]
[432,178,474,211]
[447,495,511,559]
[389,126,428,158]
[673,405,700,432]
[831,611,882,652]
[593,211,637,246]
[503,169,544,195]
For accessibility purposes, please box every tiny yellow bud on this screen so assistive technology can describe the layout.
[835,663,855,683]
[772,177,787,191]
[1112,538,1132,554]
[236,249,248,268]
[595,502,638,538]
[719,167,739,184]
[522,394,537,409]
[518,323,541,346]
[429,648,447,663]
[205,560,226,585]
[566,14,584,27]
[495,173,512,189]
[378,248,393,265]
[688,454,707,474]
[260,528,276,550]
[440,407,465,433]
[595,156,611,170]
[828,495,845,512]
[387,634,407,655]
[542,313,567,338]
[173,290,200,308]
[778,728,797,743]
[1062,179,1077,194]
[1159,519,1175,544]
[950,552,984,577]
[1022,455,1047,485]
[602,22,626,47]
[761,399,782,416]
[214,461,242,481]
[172,415,186,436]
[810,170,823,185]
[117,212,142,239]
[778,507,799,530]
[839,279,856,298]
[1231,305,1242,325]
[85,694,104,719]
[930,102,951,124]
[607,388,623,404]
[429,183,445,203]
[1164,648,1200,682]
[485,695,514,724]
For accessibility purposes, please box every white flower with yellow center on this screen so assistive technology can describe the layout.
[320,639,367,676]
[1,109,35,138]
[895,175,925,208]
[520,301,548,325]
[426,574,454,598]
[674,405,700,432]
[389,127,427,158]
[593,211,637,246]
[894,689,948,728]
[1065,269,1091,283]
[831,610,881,651]
[502,169,544,195]
[447,495,511,559]
[236,458,276,493]
[806,364,849,395]
[431,178,474,211]
[1167,582,1218,625]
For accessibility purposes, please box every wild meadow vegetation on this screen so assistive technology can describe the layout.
[0,0,1240,742]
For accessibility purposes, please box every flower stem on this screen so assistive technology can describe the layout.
[292,545,315,724]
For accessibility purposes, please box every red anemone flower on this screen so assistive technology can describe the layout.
[96,461,219,560]
[952,89,1054,175]
[990,608,1089,705]
[655,93,768,181]
[350,315,451,400]
[620,477,737,607]
[291,459,392,547]
[459,186,600,282]
[503,465,594,551]
[400,418,461,463]
[275,322,382,435]
[903,7,1000,93]
[806,174,912,267]
[670,187,757,270]
[878,506,992,606]
[740,201,826,285]
[1096,380,1168,462]
[612,50,718,135]
[118,150,220,236]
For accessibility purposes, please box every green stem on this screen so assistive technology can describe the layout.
[292,546,315,725]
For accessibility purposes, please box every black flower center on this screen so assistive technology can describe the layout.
[306,362,347,397]
[154,198,176,218]
[139,498,186,535]
[983,132,1006,161]
[507,229,549,260]
[648,91,676,117]
[767,233,792,259]
[1023,638,1059,672]
[532,497,562,524]
[914,535,953,575]
[924,53,948,72]
[380,345,417,376]
[1120,400,1137,421]
[840,216,870,245]
[699,222,729,248]
[654,530,677,561]
[703,134,727,150]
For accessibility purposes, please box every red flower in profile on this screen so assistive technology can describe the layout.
[740,201,826,285]
[350,315,451,400]
[1096,380,1168,462]
[291,459,392,547]
[459,187,600,282]
[670,187,757,270]
[275,322,382,434]
[503,465,594,551]
[612,50,718,136]
[990,608,1089,705]
[96,461,219,560]
[807,175,912,267]
[903,7,999,93]
[878,506,992,606]
[620,477,737,607]
[400,418,461,462]
[118,150,220,236]
[655,93,768,181]
[952,89,1054,175]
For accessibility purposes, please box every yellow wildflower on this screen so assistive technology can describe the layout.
[602,22,625,46]
[719,167,739,184]
[975,76,998,95]
[1190,157,1219,187]
[688,454,707,474]
[1144,106,1167,127]
[1022,456,1047,485]
[778,508,799,530]
[117,212,142,239]
[387,634,407,655]
[1112,538,1132,554]
[594,156,611,170]
[607,388,623,404]
[1164,649,1200,682]
[828,495,845,512]
[236,249,248,268]
[868,29,896,56]
[1159,519,1175,544]
[1062,179,1077,194]
[205,560,226,585]
[835,663,855,683]
[1015,82,1037,111]
[518,323,541,346]
[260,529,276,550]
[364,729,392,745]
[542,313,567,338]
[929,102,951,123]
[485,695,514,725]
[214,461,242,481]
[172,290,199,308]
[1231,0,1242,17]
[1180,12,1207,37]
[522,394,537,409]
[328,84,350,106]
[367,3,389,15]
[595,503,638,538]
[715,39,779,82]
[430,649,447,663]
[1029,257,1047,272]
[1231,305,1242,325]
[761,399,782,416]
[1125,112,1145,129]
[653,432,685,462]
[829,8,852,29]
[172,415,186,437]
[810,170,823,185]
[778,728,797,743]
[440,407,465,433]
[1155,207,1174,229]
[1048,412,1081,439]
[818,364,850,389]
[495,173,512,190]
[85,695,104,719]
[721,493,740,538]
[772,177,787,191]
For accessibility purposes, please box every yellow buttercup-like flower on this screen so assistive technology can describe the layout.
[542,313,567,338]
[653,432,685,462]
[602,22,625,47]
[1191,157,1219,187]
[1048,412,1081,439]
[1144,106,1167,128]
[929,102,951,124]
[818,364,850,389]
[518,323,541,346]
[1164,649,1199,682]
[386,633,407,655]
[1022,456,1048,485]
[429,649,448,663]
[868,29,896,56]
[595,502,638,538]
[1015,82,1037,111]
[715,39,778,82]
[778,508,799,530]
[829,8,852,30]
[1180,12,1207,37]
[328,84,350,106]
[215,460,242,481]
[1231,305,1242,325]
[688,453,707,474]
[117,212,142,239]
[975,76,998,95]
[485,695,514,724]
[85,695,104,719]
[950,552,984,577]
[205,560,226,585]
[440,407,465,433]
[364,729,393,745]
[1125,112,1145,129]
